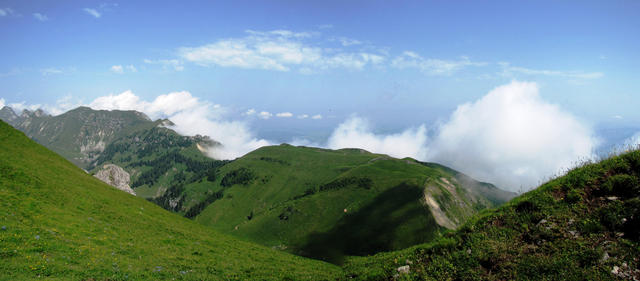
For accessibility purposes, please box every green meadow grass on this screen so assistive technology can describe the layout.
[0,121,341,280]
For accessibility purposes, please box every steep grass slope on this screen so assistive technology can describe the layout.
[0,121,341,280]
[191,145,513,263]
[343,150,640,280]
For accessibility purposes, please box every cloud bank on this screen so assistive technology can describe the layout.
[4,80,599,191]
[428,81,597,190]
[326,81,598,191]
[327,116,429,160]
[88,90,270,160]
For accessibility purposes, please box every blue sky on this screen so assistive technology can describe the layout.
[1,0,639,189]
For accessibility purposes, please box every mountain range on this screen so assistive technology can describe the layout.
[0,106,514,261]
[3,106,637,279]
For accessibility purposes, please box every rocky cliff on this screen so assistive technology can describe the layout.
[93,164,136,195]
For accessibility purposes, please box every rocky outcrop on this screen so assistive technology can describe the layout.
[94,164,136,195]
[0,106,19,126]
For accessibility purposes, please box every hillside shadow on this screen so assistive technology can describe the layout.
[297,182,441,264]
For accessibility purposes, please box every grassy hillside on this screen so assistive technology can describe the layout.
[188,145,513,263]
[342,150,640,280]
[0,120,341,280]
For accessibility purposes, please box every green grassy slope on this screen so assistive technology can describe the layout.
[191,145,513,263]
[343,150,640,280]
[0,121,341,280]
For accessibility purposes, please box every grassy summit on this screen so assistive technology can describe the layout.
[191,145,513,263]
[342,149,640,280]
[0,120,341,280]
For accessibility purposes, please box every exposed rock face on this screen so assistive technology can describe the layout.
[0,106,19,125]
[0,106,154,169]
[94,164,136,195]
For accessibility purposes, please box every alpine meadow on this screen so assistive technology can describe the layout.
[1,1,639,280]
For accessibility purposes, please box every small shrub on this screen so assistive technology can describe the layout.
[604,174,639,198]
[604,157,631,174]
[565,188,582,204]
[623,198,640,240]
[621,151,640,174]
[598,201,626,230]
[579,218,604,234]
[515,200,538,214]
[575,247,602,267]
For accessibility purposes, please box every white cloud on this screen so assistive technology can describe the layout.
[0,98,5,108]
[83,8,101,18]
[144,59,184,71]
[321,81,597,192]
[33,13,48,21]
[178,29,386,72]
[327,116,429,160]
[428,81,597,191]
[258,111,272,119]
[276,112,293,118]
[110,65,137,74]
[332,36,362,46]
[9,102,42,112]
[88,90,271,159]
[43,95,83,115]
[110,65,124,74]
[89,90,146,112]
[297,114,309,119]
[244,108,256,116]
[392,52,486,75]
[499,62,603,80]
[311,114,322,120]
[40,68,63,76]
[0,8,15,17]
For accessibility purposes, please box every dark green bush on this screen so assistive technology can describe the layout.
[206,168,217,182]
[318,177,373,192]
[565,188,582,204]
[579,218,604,234]
[623,198,640,240]
[605,174,639,198]
[220,168,255,187]
[598,201,626,230]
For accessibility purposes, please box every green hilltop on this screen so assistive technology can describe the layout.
[188,144,514,263]
[0,120,341,280]
[342,149,640,280]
